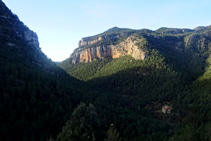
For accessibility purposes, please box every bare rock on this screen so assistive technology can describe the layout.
[24,30,39,48]
[71,36,147,64]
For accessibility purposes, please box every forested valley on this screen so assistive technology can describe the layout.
[1,0,211,140]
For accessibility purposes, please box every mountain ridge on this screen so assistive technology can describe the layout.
[2,0,211,140]
[0,1,119,140]
[62,25,211,66]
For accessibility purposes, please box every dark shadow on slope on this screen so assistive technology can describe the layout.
[180,77,211,125]
[87,66,187,109]
[143,34,209,82]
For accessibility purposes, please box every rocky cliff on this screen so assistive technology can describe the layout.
[78,32,129,47]
[71,36,147,64]
[23,30,39,48]
[70,25,211,64]
[0,1,39,49]
[78,36,102,47]
[0,0,48,71]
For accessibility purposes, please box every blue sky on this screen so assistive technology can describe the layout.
[2,0,211,62]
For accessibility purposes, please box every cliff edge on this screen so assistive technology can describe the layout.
[71,36,147,64]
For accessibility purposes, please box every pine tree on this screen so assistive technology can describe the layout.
[55,103,103,141]
[106,124,120,141]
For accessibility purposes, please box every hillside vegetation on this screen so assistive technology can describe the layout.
[59,24,211,140]
[0,1,183,140]
[2,0,211,140]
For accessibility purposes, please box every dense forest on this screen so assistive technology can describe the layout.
[1,0,211,140]
[59,20,211,140]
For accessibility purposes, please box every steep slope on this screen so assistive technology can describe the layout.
[169,55,211,140]
[69,27,153,64]
[181,55,211,124]
[62,25,211,81]
[78,26,135,47]
[0,1,104,140]
[59,25,211,140]
[0,1,178,141]
[71,36,147,64]
[2,0,211,140]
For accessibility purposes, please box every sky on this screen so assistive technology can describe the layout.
[2,0,211,62]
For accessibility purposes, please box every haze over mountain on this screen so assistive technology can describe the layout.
[1,0,211,140]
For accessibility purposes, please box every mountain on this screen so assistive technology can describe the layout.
[78,26,135,47]
[59,24,211,139]
[2,0,211,140]
[0,0,85,140]
[0,1,121,141]
[60,25,211,81]
[64,25,209,66]
[69,27,152,64]
[1,1,175,140]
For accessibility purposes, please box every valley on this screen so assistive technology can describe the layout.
[1,0,211,140]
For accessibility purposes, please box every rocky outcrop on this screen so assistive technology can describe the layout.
[71,36,147,64]
[0,0,40,49]
[78,32,129,47]
[24,30,39,48]
[78,37,102,47]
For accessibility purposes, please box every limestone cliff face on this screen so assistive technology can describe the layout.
[78,37,102,47]
[78,32,128,47]
[71,37,147,64]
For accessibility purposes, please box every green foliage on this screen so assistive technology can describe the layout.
[58,24,211,140]
[78,34,133,52]
[0,41,103,140]
[170,124,211,141]
[60,49,186,105]
[58,57,112,81]
[181,56,211,124]
[3,1,211,140]
[77,28,154,52]
[59,50,184,140]
[106,124,120,141]
[155,27,193,35]
[81,27,134,42]
[56,103,103,141]
[0,3,103,140]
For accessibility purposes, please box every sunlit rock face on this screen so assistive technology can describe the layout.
[71,36,147,64]
[78,37,102,47]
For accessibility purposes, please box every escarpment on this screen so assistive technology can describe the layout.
[78,37,102,47]
[68,26,211,64]
[78,31,131,47]
[71,36,147,64]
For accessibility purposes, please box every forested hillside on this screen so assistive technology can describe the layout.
[59,23,211,140]
[0,1,126,141]
[2,0,211,140]
[0,1,181,140]
[0,1,105,140]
